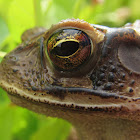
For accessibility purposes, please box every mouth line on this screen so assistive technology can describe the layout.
[0,80,140,112]
[30,85,128,99]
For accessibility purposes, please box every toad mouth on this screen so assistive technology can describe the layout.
[1,80,139,113]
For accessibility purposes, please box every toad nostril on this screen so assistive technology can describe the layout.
[8,55,18,61]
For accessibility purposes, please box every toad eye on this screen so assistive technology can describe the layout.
[46,29,92,71]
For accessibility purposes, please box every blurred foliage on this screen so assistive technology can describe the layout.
[0,0,140,140]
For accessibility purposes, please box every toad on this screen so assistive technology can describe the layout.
[0,19,140,140]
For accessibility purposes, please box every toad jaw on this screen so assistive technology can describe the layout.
[0,19,140,140]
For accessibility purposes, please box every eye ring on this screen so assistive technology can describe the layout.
[46,28,93,71]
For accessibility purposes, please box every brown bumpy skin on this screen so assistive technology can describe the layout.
[0,19,140,140]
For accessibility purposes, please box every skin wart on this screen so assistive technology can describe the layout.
[0,19,140,140]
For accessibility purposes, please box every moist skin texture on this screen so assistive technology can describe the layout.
[0,19,140,140]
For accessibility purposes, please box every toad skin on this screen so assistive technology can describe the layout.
[0,19,140,140]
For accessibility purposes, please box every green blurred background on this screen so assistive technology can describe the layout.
[0,0,140,140]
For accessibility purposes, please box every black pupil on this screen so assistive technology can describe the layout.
[53,41,79,56]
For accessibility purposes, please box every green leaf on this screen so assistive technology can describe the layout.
[0,17,9,47]
[12,109,39,140]
[42,0,79,28]
[7,0,35,43]
[0,51,6,58]
[31,118,71,140]
[0,104,14,140]
[129,0,140,20]
[0,88,10,104]
[0,0,13,22]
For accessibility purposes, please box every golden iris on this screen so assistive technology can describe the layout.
[47,28,92,71]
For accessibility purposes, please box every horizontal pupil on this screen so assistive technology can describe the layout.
[53,41,79,56]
